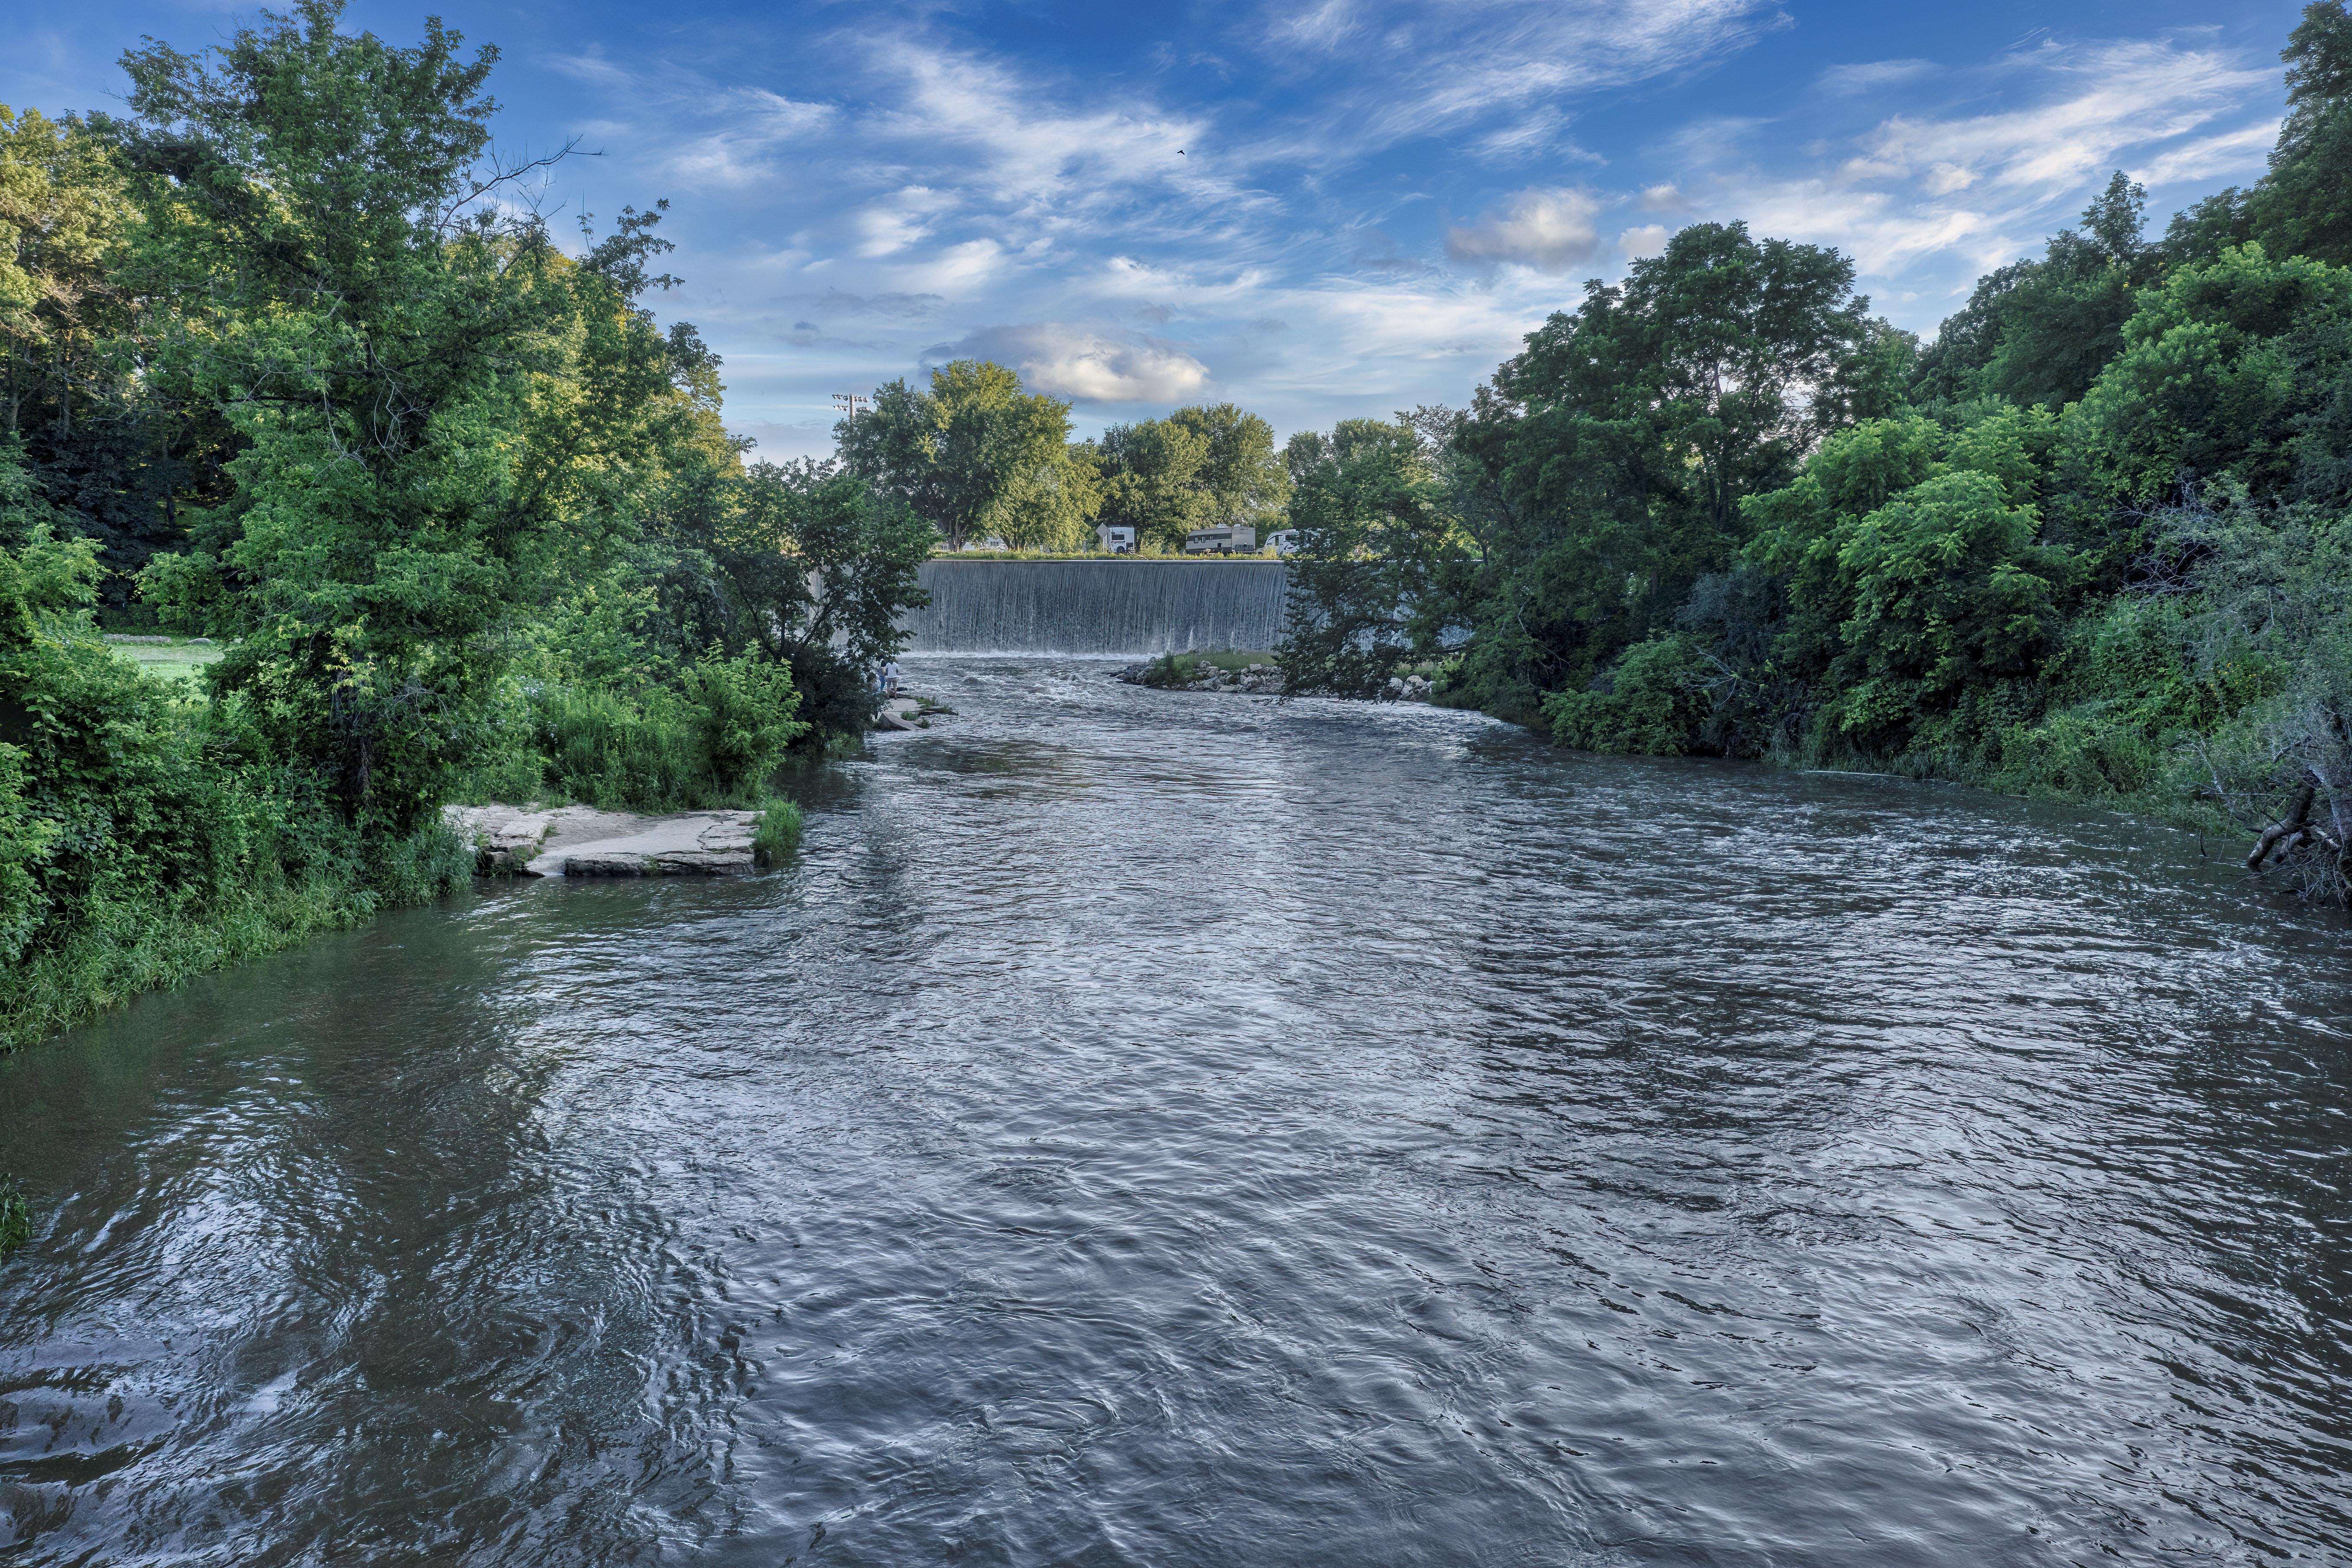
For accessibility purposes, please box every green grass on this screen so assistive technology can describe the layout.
[752,798,804,865]
[102,635,226,685]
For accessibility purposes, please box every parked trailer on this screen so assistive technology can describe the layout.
[1183,525,1258,555]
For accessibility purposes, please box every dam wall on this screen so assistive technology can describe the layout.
[901,560,1290,656]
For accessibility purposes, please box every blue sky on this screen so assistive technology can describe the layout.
[4,0,2310,457]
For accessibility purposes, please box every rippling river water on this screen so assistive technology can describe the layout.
[4,660,2350,1565]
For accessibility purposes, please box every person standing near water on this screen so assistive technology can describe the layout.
[883,659,901,697]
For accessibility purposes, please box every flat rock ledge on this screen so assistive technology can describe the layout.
[443,803,760,877]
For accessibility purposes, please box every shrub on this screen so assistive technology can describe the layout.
[524,653,806,812]
[1544,634,1714,754]
[1,523,465,1051]
[752,798,803,865]
[0,1177,28,1261]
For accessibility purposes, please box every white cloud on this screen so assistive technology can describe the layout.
[2131,119,2281,187]
[1619,224,1670,259]
[1816,59,1935,96]
[1855,39,2267,199]
[1654,33,2283,329]
[1445,188,1603,272]
[938,324,1212,403]
[1246,0,1785,162]
[852,186,954,257]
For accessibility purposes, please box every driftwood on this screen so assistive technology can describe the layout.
[2247,781,2316,869]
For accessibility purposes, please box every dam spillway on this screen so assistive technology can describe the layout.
[901,560,1290,656]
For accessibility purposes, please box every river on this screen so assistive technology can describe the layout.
[3,659,2349,1565]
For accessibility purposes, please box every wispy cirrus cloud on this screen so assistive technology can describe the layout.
[1659,33,2280,312]
[1246,0,1787,161]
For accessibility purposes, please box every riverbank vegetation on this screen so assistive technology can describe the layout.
[0,1,929,1047]
[1278,1,2352,900]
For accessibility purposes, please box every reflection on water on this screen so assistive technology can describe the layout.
[3,658,2349,1565]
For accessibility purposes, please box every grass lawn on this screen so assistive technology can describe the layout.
[104,636,226,685]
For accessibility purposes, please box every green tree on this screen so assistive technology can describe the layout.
[718,457,933,737]
[1916,173,2161,411]
[1167,402,1289,532]
[1276,419,1465,697]
[1091,416,1209,552]
[839,360,1098,551]
[2058,244,2352,511]
[0,106,130,443]
[2255,2,2352,268]
[1740,409,2071,755]
[0,103,211,607]
[120,0,573,836]
[1439,221,1882,715]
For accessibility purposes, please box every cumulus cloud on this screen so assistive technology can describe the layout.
[1445,189,1604,272]
[1619,224,1670,259]
[935,324,1212,403]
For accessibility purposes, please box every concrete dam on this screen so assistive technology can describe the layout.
[900,560,1290,656]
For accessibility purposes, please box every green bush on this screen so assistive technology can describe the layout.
[0,1177,28,1261]
[1544,634,1714,755]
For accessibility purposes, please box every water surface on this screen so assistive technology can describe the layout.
[4,660,2349,1565]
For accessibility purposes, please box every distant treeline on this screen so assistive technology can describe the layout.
[1276,2,2352,903]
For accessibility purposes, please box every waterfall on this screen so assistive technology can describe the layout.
[901,561,1290,656]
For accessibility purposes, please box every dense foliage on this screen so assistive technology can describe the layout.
[1281,1,2352,900]
[0,0,931,1046]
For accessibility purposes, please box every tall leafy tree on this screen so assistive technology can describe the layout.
[2257,1,2352,267]
[1441,221,1882,713]
[119,0,628,835]
[0,104,211,602]
[1091,416,1210,551]
[838,360,1098,551]
[1276,419,1465,697]
[1167,402,1289,532]
[1915,174,2160,411]
[714,457,933,736]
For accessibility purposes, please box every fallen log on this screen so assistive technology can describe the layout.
[2247,781,2316,869]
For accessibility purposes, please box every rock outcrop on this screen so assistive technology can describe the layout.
[1115,659,1286,695]
[443,803,760,876]
[1115,660,1436,702]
